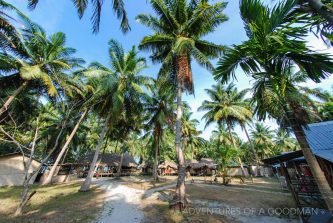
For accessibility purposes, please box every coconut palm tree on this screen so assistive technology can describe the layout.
[137,0,227,209]
[27,0,129,33]
[186,133,206,160]
[250,123,275,159]
[211,123,233,148]
[181,108,201,156]
[274,128,298,153]
[199,83,252,142]
[0,0,24,50]
[41,85,91,185]
[210,124,239,183]
[0,17,83,117]
[199,83,252,175]
[144,82,174,181]
[303,87,333,120]
[215,0,333,210]
[79,39,151,191]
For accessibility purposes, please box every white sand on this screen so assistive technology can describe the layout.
[94,179,144,223]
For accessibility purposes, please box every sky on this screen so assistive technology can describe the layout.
[7,0,333,140]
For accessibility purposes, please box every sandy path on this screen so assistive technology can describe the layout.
[94,179,144,223]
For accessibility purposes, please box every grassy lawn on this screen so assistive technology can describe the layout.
[0,182,106,223]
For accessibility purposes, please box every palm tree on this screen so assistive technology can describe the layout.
[186,133,206,160]
[144,82,174,181]
[27,0,129,33]
[250,123,275,159]
[0,17,83,117]
[303,87,333,120]
[41,88,90,185]
[274,128,298,153]
[79,39,151,191]
[0,0,24,50]
[181,108,201,156]
[293,0,333,44]
[215,0,333,210]
[210,124,239,183]
[137,0,227,209]
[211,123,233,148]
[199,83,252,175]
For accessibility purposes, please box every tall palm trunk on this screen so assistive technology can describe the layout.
[42,109,88,185]
[173,81,186,210]
[288,104,333,213]
[242,125,260,176]
[114,140,119,153]
[79,112,111,192]
[306,0,333,26]
[227,122,246,177]
[153,132,159,181]
[117,153,124,177]
[0,81,28,117]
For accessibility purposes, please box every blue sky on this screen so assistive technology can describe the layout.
[8,0,333,140]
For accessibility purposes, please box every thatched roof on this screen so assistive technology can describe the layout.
[200,158,214,164]
[186,158,217,169]
[186,159,204,169]
[79,151,137,167]
[158,160,177,169]
[200,158,217,169]
[138,160,153,169]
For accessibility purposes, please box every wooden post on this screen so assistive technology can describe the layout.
[279,161,305,223]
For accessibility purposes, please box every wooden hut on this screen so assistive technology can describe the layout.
[158,160,177,175]
[138,161,153,174]
[200,158,218,175]
[77,151,137,177]
[186,158,217,176]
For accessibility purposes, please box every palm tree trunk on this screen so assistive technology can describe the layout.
[153,133,159,182]
[42,109,88,185]
[79,112,111,192]
[0,81,28,117]
[287,105,333,213]
[173,82,186,210]
[227,122,246,177]
[242,125,260,176]
[306,0,333,26]
[117,153,124,177]
[114,140,119,153]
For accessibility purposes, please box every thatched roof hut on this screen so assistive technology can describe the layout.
[200,158,218,169]
[158,160,177,170]
[79,151,137,168]
[185,158,218,176]
[158,160,178,175]
[186,159,204,169]
[138,161,153,174]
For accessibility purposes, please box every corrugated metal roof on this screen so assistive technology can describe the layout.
[262,150,303,164]
[303,120,333,163]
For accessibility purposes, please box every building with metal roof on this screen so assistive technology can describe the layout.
[261,120,333,223]
[303,120,333,163]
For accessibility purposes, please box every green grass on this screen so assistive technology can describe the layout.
[0,182,106,223]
